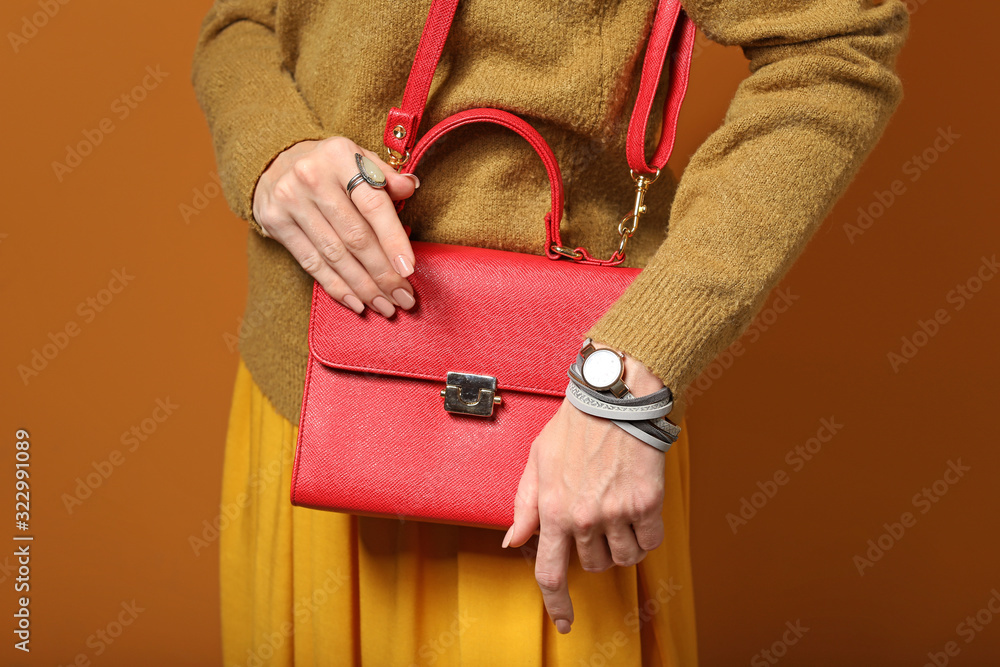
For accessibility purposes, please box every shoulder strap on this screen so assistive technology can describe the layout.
[383,0,695,175]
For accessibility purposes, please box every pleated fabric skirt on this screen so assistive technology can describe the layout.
[220,357,697,666]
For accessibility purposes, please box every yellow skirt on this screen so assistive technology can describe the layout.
[220,358,697,666]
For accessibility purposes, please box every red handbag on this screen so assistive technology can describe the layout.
[290,0,695,530]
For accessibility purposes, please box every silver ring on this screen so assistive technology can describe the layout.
[346,153,387,196]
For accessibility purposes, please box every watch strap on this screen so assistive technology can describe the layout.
[570,354,674,410]
[567,342,680,451]
[567,367,673,419]
[566,382,678,453]
[610,418,675,453]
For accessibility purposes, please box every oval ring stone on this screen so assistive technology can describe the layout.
[356,153,387,188]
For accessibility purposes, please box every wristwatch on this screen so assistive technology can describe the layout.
[571,338,631,398]
[565,338,681,452]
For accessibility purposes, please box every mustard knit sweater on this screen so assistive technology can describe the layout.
[191,0,908,423]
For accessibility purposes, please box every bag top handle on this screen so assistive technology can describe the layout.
[383,0,696,266]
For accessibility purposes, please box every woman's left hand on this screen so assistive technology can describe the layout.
[503,339,669,635]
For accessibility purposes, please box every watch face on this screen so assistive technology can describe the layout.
[582,349,623,389]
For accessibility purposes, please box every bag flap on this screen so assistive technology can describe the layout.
[308,241,641,396]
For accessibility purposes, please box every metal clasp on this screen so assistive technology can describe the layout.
[385,146,411,170]
[439,372,502,417]
[613,167,660,261]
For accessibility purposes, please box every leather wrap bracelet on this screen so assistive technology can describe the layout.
[565,352,681,452]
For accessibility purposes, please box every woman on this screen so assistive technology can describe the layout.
[191,0,908,663]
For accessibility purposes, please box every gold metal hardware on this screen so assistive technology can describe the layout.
[551,245,583,259]
[549,167,661,264]
[385,146,411,169]
[440,372,502,417]
[392,124,407,139]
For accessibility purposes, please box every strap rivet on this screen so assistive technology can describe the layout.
[392,125,406,139]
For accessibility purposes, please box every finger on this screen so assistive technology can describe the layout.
[360,150,419,276]
[337,187,417,291]
[574,524,615,573]
[505,448,541,549]
[337,150,417,281]
[605,522,648,568]
[285,195,400,318]
[632,512,665,552]
[342,184,418,287]
[267,221,365,315]
[393,172,421,200]
[535,525,574,634]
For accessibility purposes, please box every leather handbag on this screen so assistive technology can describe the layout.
[290,0,695,530]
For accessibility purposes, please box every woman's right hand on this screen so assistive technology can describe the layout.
[252,136,421,318]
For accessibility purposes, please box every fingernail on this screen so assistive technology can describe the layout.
[372,295,395,318]
[402,172,420,189]
[501,525,514,548]
[392,288,415,309]
[555,619,571,634]
[393,254,414,277]
[343,294,364,314]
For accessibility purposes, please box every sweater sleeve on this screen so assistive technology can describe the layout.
[584,0,909,409]
[190,0,331,234]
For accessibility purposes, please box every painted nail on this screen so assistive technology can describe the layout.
[343,294,364,314]
[402,172,420,189]
[393,254,414,277]
[501,525,514,548]
[392,288,415,309]
[555,619,571,634]
[372,295,395,318]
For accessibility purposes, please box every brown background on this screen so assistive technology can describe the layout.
[2,0,996,664]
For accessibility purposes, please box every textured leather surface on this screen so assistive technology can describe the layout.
[292,243,641,529]
[625,0,695,174]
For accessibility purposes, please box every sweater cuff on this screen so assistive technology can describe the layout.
[228,124,330,235]
[190,15,332,236]
[584,257,751,419]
